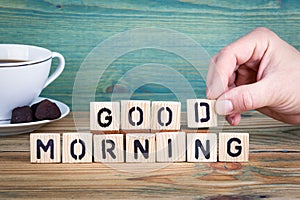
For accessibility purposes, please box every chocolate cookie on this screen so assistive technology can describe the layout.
[32,99,61,120]
[11,106,33,124]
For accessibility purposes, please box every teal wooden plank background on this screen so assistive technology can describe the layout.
[1,0,300,111]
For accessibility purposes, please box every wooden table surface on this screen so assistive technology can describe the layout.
[0,112,299,199]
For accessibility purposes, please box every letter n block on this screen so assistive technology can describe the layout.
[90,102,120,133]
[187,99,217,128]
[126,134,155,162]
[94,134,124,162]
[187,133,217,162]
[62,132,93,163]
[156,132,186,162]
[30,133,61,163]
[219,133,249,162]
[151,101,181,132]
[121,100,151,131]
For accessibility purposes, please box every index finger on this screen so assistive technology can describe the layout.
[206,27,273,99]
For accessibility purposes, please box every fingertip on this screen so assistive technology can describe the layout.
[215,99,234,115]
[226,114,241,126]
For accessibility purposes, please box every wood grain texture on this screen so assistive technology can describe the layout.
[1,1,300,197]
[1,1,300,109]
[0,111,299,199]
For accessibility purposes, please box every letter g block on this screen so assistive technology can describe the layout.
[90,102,120,133]
[219,132,249,162]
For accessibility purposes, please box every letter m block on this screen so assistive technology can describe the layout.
[90,102,120,133]
[30,133,61,163]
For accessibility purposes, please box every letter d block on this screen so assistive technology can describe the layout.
[62,133,93,163]
[94,134,124,162]
[126,134,155,162]
[151,101,181,131]
[187,133,217,162]
[30,133,61,163]
[121,100,151,131]
[219,133,249,162]
[90,102,120,133]
[187,99,217,128]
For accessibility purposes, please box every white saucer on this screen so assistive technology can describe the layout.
[0,97,70,136]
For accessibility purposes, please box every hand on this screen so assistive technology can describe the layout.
[206,27,300,125]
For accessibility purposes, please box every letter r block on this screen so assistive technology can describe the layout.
[121,100,151,131]
[30,133,61,163]
[62,132,93,163]
[219,133,249,162]
[151,101,181,131]
[187,133,217,162]
[187,99,217,128]
[94,134,124,162]
[90,102,120,133]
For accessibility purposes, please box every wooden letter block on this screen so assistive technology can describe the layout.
[187,99,217,128]
[121,100,151,131]
[94,134,124,162]
[156,132,186,162]
[90,102,120,133]
[151,101,181,131]
[30,133,61,163]
[126,134,155,162]
[219,133,249,162]
[62,132,93,163]
[187,133,217,162]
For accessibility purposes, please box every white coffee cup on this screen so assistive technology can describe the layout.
[0,44,65,121]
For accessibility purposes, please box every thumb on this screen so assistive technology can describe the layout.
[215,81,271,115]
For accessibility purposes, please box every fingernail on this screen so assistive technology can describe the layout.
[216,100,233,115]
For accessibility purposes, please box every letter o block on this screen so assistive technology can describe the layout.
[121,100,151,131]
[219,133,249,162]
[151,101,181,131]
[187,99,218,128]
[62,132,93,163]
[90,102,120,133]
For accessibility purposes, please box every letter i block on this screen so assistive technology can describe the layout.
[62,133,93,163]
[151,101,181,131]
[30,133,61,163]
[187,99,217,128]
[219,133,249,162]
[94,134,124,162]
[187,133,217,162]
[126,134,155,162]
[90,102,120,133]
[121,100,151,131]
[156,132,186,162]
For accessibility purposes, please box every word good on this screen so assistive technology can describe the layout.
[30,132,249,163]
[90,99,218,133]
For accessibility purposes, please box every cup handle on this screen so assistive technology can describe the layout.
[43,52,65,89]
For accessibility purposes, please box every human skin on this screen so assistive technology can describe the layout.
[206,27,300,125]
